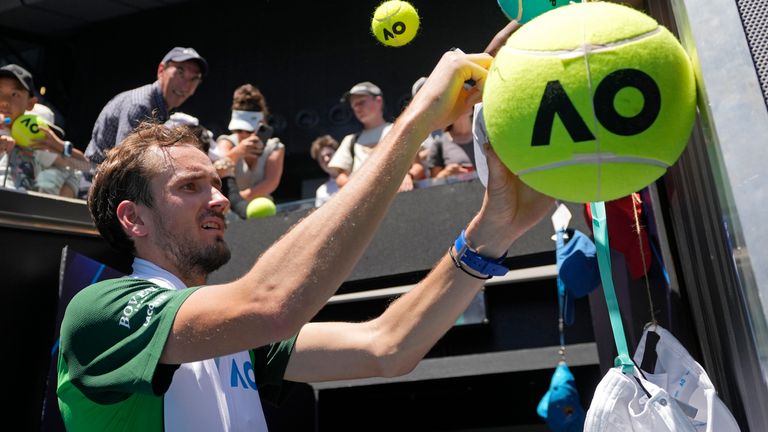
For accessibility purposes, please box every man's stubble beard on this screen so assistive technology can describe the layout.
[153,213,232,281]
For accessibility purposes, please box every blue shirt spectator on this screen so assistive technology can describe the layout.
[85,47,207,165]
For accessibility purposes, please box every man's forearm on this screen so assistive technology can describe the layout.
[238,108,431,328]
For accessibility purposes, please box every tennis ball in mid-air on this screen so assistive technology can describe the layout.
[246,197,277,219]
[483,1,696,203]
[371,1,420,47]
[497,0,579,24]
[11,114,47,147]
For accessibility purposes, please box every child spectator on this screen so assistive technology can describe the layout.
[310,134,340,207]
[0,64,38,191]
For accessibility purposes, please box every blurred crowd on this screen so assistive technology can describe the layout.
[0,46,478,219]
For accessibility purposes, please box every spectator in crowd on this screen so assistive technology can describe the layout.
[0,64,41,191]
[411,76,476,181]
[57,48,554,431]
[217,84,285,202]
[85,46,208,166]
[310,134,340,207]
[425,107,476,180]
[329,81,415,191]
[27,103,91,197]
[164,112,220,162]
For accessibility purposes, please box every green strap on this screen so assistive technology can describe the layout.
[590,201,634,374]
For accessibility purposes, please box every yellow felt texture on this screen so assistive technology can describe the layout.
[483,1,696,203]
[371,1,420,47]
[11,113,47,147]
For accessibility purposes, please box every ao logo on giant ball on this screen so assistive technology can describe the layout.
[484,2,697,203]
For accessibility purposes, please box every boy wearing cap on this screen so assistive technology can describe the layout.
[0,64,40,191]
[328,81,393,187]
[330,81,422,191]
[85,46,208,166]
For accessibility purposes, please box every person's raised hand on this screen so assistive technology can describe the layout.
[465,143,554,258]
[240,134,265,156]
[228,136,263,160]
[29,125,65,154]
[407,50,493,132]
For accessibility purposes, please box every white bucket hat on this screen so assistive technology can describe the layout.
[585,325,740,431]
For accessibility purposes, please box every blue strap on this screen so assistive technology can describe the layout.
[454,230,509,277]
[590,202,634,374]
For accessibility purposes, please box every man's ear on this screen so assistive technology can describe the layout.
[26,96,38,111]
[116,200,148,239]
[157,62,167,81]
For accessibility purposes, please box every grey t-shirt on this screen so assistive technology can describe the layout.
[328,123,393,174]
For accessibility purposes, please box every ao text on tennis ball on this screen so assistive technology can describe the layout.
[532,68,660,146]
[381,21,408,42]
[18,115,42,134]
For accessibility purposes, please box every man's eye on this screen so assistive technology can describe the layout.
[182,183,197,191]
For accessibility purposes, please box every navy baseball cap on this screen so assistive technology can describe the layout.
[537,361,586,432]
[0,64,35,94]
[161,47,208,76]
[556,228,600,326]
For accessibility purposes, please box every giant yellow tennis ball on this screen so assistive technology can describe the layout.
[246,197,277,219]
[11,114,47,147]
[371,0,420,47]
[483,1,696,203]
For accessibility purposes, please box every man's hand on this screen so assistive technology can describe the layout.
[408,51,493,133]
[465,143,555,258]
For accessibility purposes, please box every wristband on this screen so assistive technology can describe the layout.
[453,230,509,277]
[62,141,73,158]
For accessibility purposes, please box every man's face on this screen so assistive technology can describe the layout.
[349,94,382,127]
[142,144,231,278]
[157,60,203,110]
[0,77,35,124]
[317,146,336,176]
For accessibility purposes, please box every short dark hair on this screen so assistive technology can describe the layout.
[310,134,339,160]
[88,122,197,254]
[232,84,269,118]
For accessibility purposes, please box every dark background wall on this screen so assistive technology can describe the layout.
[22,0,508,202]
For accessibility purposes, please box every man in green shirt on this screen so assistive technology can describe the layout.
[58,49,553,431]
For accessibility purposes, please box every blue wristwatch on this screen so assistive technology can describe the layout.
[453,230,509,277]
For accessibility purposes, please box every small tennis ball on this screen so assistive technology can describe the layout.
[371,0,420,47]
[11,113,47,147]
[497,0,579,24]
[483,1,696,203]
[246,197,277,219]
